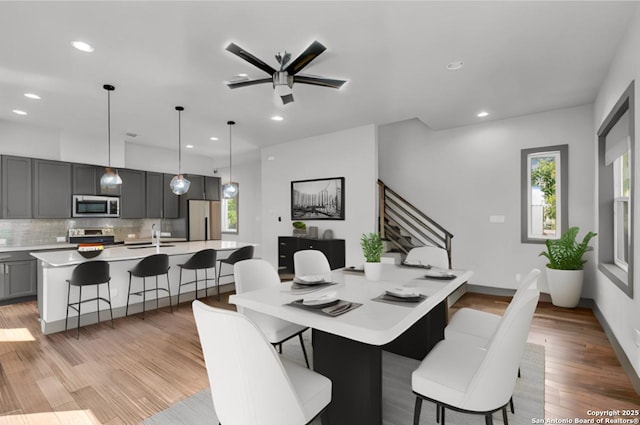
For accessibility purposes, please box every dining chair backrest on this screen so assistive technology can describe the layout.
[293,250,331,277]
[234,259,281,315]
[462,287,540,411]
[192,300,307,425]
[405,246,449,269]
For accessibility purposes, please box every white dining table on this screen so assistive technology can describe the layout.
[230,264,473,425]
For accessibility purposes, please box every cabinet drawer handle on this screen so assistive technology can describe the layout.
[279,255,286,258]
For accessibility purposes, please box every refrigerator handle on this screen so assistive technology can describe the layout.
[205,217,209,241]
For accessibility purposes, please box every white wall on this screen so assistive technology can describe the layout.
[379,105,595,293]
[593,5,640,379]
[261,125,378,269]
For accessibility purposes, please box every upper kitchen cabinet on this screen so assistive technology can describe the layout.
[205,176,221,200]
[33,159,72,218]
[146,172,163,219]
[72,163,97,195]
[119,169,146,218]
[163,174,179,219]
[2,156,32,219]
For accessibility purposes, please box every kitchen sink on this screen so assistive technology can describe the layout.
[126,244,176,249]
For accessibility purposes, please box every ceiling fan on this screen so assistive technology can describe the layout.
[225,40,347,105]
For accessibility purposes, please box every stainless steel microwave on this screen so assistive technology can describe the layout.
[72,195,120,218]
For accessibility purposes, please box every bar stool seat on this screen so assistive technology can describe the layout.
[65,260,114,339]
[177,249,217,307]
[126,253,173,319]
[216,245,254,300]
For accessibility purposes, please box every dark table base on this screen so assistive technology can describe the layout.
[313,299,448,425]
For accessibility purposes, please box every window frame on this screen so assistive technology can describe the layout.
[221,183,239,234]
[597,80,635,299]
[520,144,569,244]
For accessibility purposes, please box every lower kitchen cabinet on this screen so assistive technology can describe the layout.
[0,252,37,301]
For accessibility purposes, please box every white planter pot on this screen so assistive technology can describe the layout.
[364,262,383,281]
[546,267,584,308]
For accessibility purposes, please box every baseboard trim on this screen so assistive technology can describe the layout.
[463,284,640,396]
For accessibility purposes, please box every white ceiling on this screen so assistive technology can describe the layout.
[0,1,635,166]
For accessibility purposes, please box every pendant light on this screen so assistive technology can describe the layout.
[100,84,122,187]
[170,106,191,195]
[222,120,238,199]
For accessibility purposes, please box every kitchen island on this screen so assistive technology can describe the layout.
[31,240,253,334]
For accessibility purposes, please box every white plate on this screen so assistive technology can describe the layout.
[385,287,420,298]
[303,291,338,306]
[294,274,327,285]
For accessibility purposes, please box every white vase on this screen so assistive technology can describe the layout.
[546,266,584,308]
[364,262,383,281]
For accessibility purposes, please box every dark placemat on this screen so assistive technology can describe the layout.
[287,299,362,316]
[371,293,427,307]
[400,262,432,269]
[343,266,365,273]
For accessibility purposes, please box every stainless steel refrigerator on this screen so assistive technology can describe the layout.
[188,200,221,241]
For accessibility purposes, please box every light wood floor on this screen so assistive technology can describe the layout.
[0,292,638,424]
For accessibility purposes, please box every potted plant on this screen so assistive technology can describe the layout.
[539,226,597,308]
[292,221,307,237]
[361,232,384,281]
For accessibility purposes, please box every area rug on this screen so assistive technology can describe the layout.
[142,339,544,425]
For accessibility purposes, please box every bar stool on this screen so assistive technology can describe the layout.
[126,253,173,319]
[65,260,114,339]
[177,249,217,307]
[216,245,254,300]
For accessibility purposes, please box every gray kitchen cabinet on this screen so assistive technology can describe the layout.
[205,176,221,200]
[0,252,36,300]
[72,163,98,195]
[146,172,163,218]
[1,155,32,218]
[33,159,72,218]
[119,169,146,218]
[163,174,180,219]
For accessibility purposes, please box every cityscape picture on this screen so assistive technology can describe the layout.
[291,177,345,220]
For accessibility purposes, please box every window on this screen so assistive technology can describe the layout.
[598,80,634,299]
[221,183,238,234]
[521,145,568,243]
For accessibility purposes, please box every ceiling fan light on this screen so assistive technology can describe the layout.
[100,168,122,187]
[170,174,191,195]
[223,183,238,199]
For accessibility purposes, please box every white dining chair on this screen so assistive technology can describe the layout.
[192,301,332,425]
[293,250,331,277]
[445,268,541,347]
[234,259,310,367]
[411,287,540,425]
[405,246,449,269]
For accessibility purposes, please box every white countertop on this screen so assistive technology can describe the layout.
[31,240,252,267]
[231,265,472,346]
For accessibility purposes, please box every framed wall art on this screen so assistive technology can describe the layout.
[291,177,345,220]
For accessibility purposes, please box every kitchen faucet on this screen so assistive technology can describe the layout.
[152,223,160,248]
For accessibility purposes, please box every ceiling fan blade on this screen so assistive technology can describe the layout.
[226,42,277,76]
[294,75,347,89]
[226,78,272,89]
[284,40,327,75]
[281,93,295,105]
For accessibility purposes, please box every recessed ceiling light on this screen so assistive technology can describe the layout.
[71,41,94,52]
[271,115,284,121]
[238,73,249,78]
[477,111,489,118]
[12,110,27,115]
[24,93,41,100]
[186,144,194,149]
[209,137,219,141]
[446,61,464,71]
[125,132,138,138]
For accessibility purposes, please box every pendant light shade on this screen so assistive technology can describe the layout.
[170,106,190,195]
[100,84,122,187]
[222,120,238,199]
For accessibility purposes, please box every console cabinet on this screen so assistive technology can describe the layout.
[278,236,345,274]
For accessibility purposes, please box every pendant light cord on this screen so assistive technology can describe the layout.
[227,120,235,188]
[107,90,111,168]
[176,106,184,176]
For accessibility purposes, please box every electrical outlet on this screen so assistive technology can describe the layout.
[127,234,136,239]
[56,236,66,243]
[0,239,6,246]
[489,215,505,223]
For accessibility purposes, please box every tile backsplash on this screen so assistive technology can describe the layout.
[0,218,186,247]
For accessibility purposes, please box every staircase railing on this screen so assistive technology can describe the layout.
[378,179,454,267]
